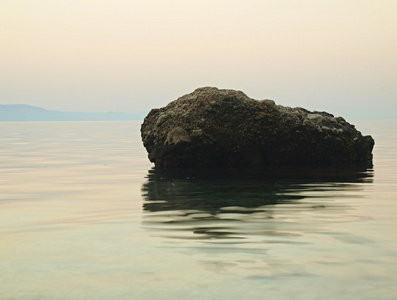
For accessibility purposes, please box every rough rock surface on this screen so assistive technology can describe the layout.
[141,87,374,174]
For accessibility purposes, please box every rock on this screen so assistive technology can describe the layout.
[141,87,374,175]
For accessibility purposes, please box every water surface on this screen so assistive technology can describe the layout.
[0,120,396,299]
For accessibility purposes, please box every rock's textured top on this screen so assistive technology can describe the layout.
[141,87,374,175]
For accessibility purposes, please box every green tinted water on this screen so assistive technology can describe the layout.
[0,121,396,299]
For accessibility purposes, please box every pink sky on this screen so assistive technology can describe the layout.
[1,0,396,118]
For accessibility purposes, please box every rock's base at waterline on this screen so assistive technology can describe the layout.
[141,87,374,176]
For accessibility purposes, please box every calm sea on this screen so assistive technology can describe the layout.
[1,120,396,300]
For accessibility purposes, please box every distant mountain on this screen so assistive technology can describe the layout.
[0,104,145,121]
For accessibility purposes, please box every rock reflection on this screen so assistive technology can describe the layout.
[141,166,373,241]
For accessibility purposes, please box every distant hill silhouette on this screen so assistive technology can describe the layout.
[0,104,145,121]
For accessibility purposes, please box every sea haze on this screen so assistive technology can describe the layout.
[0,104,145,121]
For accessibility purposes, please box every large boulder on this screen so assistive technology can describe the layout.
[141,87,374,175]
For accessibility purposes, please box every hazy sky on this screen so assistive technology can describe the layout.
[1,0,396,119]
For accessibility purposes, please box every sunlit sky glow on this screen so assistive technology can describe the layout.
[1,0,396,119]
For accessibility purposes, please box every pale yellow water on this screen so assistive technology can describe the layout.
[0,120,396,299]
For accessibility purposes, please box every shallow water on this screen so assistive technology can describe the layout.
[1,120,396,299]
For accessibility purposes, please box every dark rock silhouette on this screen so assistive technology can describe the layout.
[141,87,374,176]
